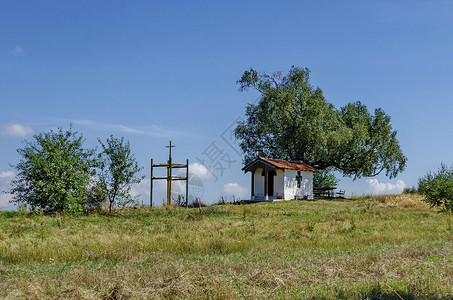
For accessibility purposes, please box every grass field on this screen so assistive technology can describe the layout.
[0,194,452,299]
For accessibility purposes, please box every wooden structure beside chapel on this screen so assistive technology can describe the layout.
[150,141,189,207]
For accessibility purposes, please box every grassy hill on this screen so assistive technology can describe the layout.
[0,194,452,299]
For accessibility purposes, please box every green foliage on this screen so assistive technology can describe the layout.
[97,135,144,213]
[313,168,339,189]
[8,127,146,214]
[235,66,407,179]
[188,198,207,208]
[403,186,418,194]
[418,163,453,212]
[9,126,95,213]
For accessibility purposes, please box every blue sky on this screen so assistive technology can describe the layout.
[1,0,453,209]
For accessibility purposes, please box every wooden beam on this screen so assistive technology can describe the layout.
[167,157,172,205]
[170,164,187,168]
[153,163,187,168]
[150,158,153,207]
[186,159,189,209]
[153,176,188,180]
[264,166,268,197]
[171,176,187,180]
[152,163,170,167]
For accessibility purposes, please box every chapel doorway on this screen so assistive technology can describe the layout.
[268,170,276,196]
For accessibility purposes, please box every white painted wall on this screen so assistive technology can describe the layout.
[274,170,285,198]
[283,170,314,200]
[303,171,314,199]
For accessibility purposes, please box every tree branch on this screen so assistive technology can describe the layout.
[263,74,279,90]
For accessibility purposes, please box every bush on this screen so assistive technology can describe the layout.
[9,125,95,213]
[97,135,144,213]
[418,163,453,212]
[189,198,207,208]
[403,186,418,194]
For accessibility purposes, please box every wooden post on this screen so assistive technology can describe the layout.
[186,159,189,209]
[166,160,169,206]
[167,156,172,205]
[150,158,153,207]
[264,167,269,198]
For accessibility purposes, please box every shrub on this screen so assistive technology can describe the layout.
[189,198,207,208]
[418,163,453,212]
[403,186,418,194]
[9,125,95,213]
[97,135,144,213]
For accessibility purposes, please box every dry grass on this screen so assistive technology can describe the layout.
[0,195,452,299]
[371,193,430,208]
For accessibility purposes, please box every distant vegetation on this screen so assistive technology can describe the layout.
[0,195,451,299]
[313,168,339,189]
[418,162,453,212]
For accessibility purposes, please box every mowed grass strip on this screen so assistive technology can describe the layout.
[0,194,452,299]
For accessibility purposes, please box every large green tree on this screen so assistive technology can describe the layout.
[235,67,406,179]
[9,126,95,213]
[97,135,144,213]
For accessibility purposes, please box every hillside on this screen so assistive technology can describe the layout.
[0,195,452,299]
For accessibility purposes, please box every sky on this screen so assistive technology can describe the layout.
[1,0,453,209]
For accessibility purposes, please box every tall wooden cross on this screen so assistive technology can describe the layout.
[150,141,189,208]
[166,140,175,159]
[165,141,176,205]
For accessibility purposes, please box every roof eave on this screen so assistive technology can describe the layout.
[242,157,279,173]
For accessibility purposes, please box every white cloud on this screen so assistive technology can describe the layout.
[130,178,150,206]
[188,163,213,180]
[0,171,15,179]
[223,182,249,200]
[0,171,15,210]
[365,179,406,195]
[68,119,200,139]
[131,178,171,206]
[13,45,23,54]
[0,193,14,210]
[1,123,35,138]
[130,178,150,199]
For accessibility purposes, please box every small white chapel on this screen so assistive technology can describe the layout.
[242,157,319,201]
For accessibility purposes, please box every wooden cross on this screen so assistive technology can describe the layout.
[165,141,176,205]
[166,140,175,159]
[296,171,302,188]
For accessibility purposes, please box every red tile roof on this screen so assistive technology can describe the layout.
[243,157,319,173]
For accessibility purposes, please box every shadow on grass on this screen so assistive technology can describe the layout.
[313,196,348,201]
[328,284,449,300]
[213,197,350,206]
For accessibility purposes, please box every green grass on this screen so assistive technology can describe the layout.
[0,194,452,299]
